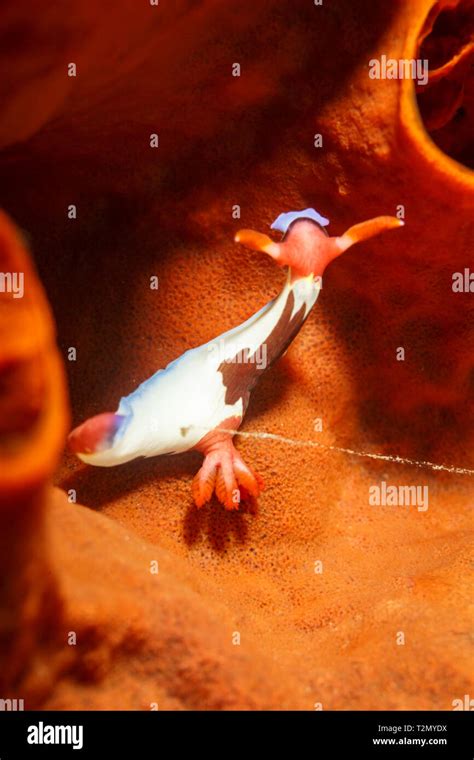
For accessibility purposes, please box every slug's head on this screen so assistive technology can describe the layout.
[68,412,127,465]
[235,208,404,278]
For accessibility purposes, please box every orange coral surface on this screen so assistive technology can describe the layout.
[0,0,472,709]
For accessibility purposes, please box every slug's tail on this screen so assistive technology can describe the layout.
[68,412,125,455]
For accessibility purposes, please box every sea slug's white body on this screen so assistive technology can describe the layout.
[77,272,320,466]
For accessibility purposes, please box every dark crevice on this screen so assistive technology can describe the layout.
[416,0,474,169]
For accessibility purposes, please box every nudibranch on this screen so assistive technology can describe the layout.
[69,210,403,509]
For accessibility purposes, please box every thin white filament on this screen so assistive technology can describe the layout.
[190,425,474,477]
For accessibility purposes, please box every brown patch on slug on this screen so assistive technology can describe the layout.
[218,289,308,407]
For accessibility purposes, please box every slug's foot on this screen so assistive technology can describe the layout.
[192,446,264,510]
